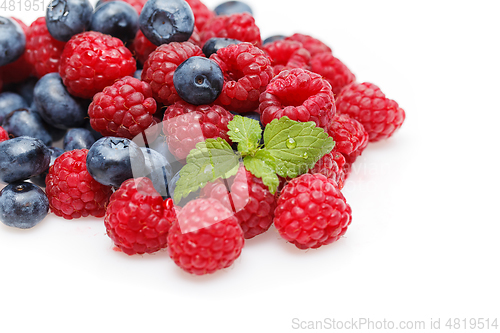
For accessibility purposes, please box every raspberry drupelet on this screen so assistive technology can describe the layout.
[274,173,352,249]
[336,82,405,142]
[209,42,273,113]
[104,177,177,255]
[141,41,203,106]
[45,149,113,220]
[259,68,335,130]
[88,76,157,139]
[59,31,136,99]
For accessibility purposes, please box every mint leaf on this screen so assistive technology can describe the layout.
[243,150,279,194]
[173,138,240,202]
[227,115,262,155]
[263,117,335,178]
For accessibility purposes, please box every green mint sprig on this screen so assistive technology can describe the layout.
[173,116,335,203]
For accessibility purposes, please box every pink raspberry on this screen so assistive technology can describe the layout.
[262,39,311,75]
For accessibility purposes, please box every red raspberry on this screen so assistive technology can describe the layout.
[0,18,33,84]
[185,0,214,31]
[309,151,346,189]
[167,198,244,275]
[285,33,332,57]
[259,68,335,130]
[328,113,368,156]
[88,76,157,139]
[336,82,406,142]
[200,13,261,47]
[310,52,355,95]
[130,27,201,66]
[210,42,273,113]
[0,126,9,142]
[341,131,368,181]
[104,177,177,255]
[162,100,233,160]
[45,149,113,220]
[274,173,352,249]
[100,0,147,14]
[24,17,66,79]
[59,31,136,99]
[203,166,277,239]
[141,42,203,106]
[262,40,311,75]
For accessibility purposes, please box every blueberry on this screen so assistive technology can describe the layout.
[46,0,93,42]
[6,77,38,105]
[133,69,142,80]
[214,1,253,16]
[168,169,200,206]
[202,37,241,57]
[2,108,52,146]
[139,0,195,46]
[150,135,184,174]
[86,136,146,188]
[84,120,103,141]
[0,182,49,229]
[141,147,173,198]
[0,17,26,67]
[90,1,139,43]
[263,35,285,45]
[0,92,28,124]
[63,128,96,151]
[173,56,224,105]
[33,73,88,129]
[0,136,50,184]
[30,146,64,187]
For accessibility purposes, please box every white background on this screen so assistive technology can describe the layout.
[1,0,499,332]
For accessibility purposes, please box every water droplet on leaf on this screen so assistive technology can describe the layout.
[286,137,296,149]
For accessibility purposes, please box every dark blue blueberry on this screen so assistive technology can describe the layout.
[150,135,184,173]
[30,146,64,187]
[86,136,146,188]
[0,182,49,229]
[46,0,93,42]
[33,73,88,129]
[0,17,26,67]
[2,108,52,146]
[84,120,103,141]
[263,35,286,45]
[202,37,241,57]
[214,1,253,16]
[0,92,28,124]
[173,56,223,105]
[139,0,195,46]
[90,1,139,43]
[63,128,96,151]
[133,69,142,80]
[141,147,173,198]
[0,136,50,184]
[6,77,38,105]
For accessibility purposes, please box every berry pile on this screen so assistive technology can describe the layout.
[0,0,405,276]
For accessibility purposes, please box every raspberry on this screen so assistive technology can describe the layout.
[309,151,346,189]
[0,126,9,142]
[88,76,157,139]
[200,13,261,47]
[259,68,335,130]
[104,177,177,255]
[24,17,66,79]
[274,173,352,249]
[167,198,244,275]
[328,113,368,156]
[209,42,273,113]
[203,166,277,239]
[100,0,147,14]
[336,82,406,142]
[310,52,355,95]
[45,149,113,220]
[262,40,311,75]
[141,41,203,106]
[162,100,233,160]
[285,33,332,57]
[130,27,201,66]
[59,31,136,99]
[0,18,33,84]
[185,0,214,31]
[341,132,368,181]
